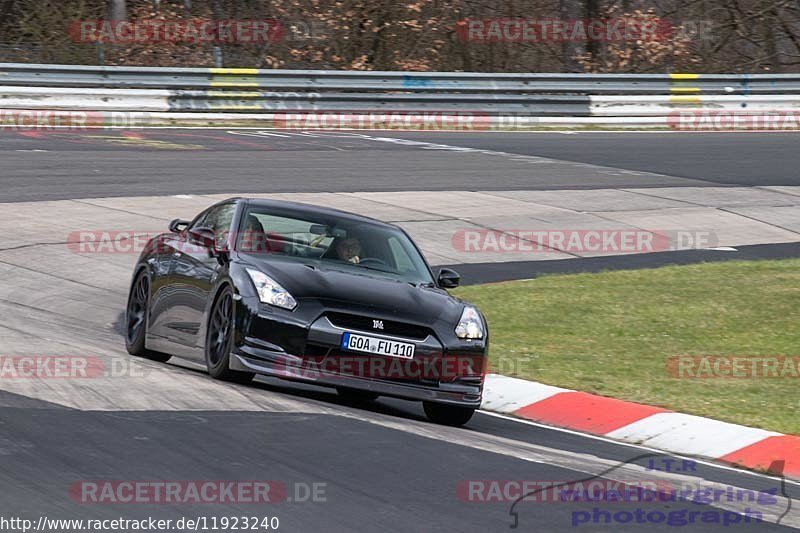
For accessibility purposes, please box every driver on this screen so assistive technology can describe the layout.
[334,237,362,264]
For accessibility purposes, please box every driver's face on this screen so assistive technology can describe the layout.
[336,238,361,263]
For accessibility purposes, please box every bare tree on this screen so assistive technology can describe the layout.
[0,0,799,72]
[109,0,126,21]
[559,0,584,71]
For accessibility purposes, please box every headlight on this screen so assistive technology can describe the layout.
[246,268,297,310]
[455,306,484,340]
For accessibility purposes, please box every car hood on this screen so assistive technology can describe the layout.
[239,255,465,324]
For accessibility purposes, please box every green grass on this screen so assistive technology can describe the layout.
[453,259,800,435]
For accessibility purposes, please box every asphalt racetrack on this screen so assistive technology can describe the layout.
[1,130,798,532]
[2,130,800,202]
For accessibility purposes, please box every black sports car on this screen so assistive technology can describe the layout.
[125,198,488,426]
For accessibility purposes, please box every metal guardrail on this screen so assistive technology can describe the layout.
[0,63,798,128]
[2,63,800,94]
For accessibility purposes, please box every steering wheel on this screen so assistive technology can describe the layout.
[358,257,388,267]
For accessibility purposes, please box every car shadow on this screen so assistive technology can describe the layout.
[112,311,447,426]
[164,351,432,423]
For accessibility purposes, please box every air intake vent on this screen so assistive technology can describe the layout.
[326,312,431,340]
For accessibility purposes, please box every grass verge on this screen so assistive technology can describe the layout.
[453,259,800,435]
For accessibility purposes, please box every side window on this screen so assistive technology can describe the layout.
[189,210,209,230]
[192,203,236,248]
[388,237,415,272]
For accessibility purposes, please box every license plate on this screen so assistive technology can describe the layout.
[340,332,415,359]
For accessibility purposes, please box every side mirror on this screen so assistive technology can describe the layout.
[438,268,460,288]
[169,219,190,233]
[188,227,217,250]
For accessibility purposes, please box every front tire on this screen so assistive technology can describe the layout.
[423,402,475,426]
[125,272,171,363]
[206,286,254,384]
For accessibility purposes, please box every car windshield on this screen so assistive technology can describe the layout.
[236,206,435,285]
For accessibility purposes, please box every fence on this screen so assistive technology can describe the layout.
[1,63,798,129]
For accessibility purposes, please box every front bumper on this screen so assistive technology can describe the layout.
[230,298,486,408]
[230,351,483,407]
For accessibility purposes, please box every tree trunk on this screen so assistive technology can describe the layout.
[585,0,599,60]
[0,0,18,37]
[763,8,782,72]
[109,0,127,22]
[560,0,585,71]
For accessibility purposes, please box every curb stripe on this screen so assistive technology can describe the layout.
[605,412,779,457]
[482,375,799,479]
[481,374,569,413]
[720,435,800,477]
[513,391,668,434]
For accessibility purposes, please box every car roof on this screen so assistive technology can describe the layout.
[231,197,398,229]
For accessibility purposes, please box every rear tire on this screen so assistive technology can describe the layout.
[423,402,475,426]
[336,387,379,402]
[125,272,171,363]
[206,286,254,384]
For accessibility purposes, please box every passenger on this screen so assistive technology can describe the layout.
[240,215,266,252]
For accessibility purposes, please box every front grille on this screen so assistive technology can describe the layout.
[326,312,431,340]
